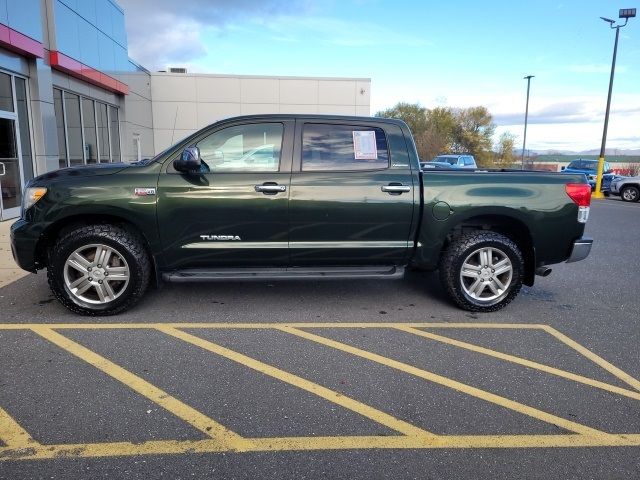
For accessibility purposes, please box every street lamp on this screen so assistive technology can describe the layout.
[521,75,534,169]
[593,8,636,199]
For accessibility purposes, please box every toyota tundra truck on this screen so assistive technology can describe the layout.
[10,115,593,315]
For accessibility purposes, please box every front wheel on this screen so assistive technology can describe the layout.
[48,224,151,316]
[620,185,640,202]
[439,231,523,312]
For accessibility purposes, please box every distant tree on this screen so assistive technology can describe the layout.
[495,132,517,167]
[420,107,456,160]
[375,102,428,136]
[375,103,497,165]
[451,106,496,167]
[375,102,430,158]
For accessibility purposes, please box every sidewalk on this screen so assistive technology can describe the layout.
[0,220,28,288]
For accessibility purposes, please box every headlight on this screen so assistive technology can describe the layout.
[23,187,47,211]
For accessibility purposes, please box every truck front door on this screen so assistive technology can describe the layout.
[289,120,415,266]
[157,120,293,270]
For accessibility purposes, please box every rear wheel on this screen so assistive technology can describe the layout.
[439,231,523,312]
[48,224,151,316]
[620,185,639,202]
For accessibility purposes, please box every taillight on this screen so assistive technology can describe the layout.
[566,183,591,224]
[565,183,591,207]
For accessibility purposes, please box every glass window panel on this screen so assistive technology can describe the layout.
[302,124,389,172]
[64,92,84,166]
[97,102,109,163]
[195,123,283,172]
[109,106,120,161]
[53,89,68,169]
[82,98,97,164]
[15,78,34,181]
[0,118,21,209]
[0,72,14,112]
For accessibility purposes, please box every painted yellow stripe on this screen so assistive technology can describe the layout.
[156,326,435,439]
[542,326,640,392]
[0,322,547,330]
[0,406,37,449]
[2,434,640,460]
[30,326,249,452]
[249,433,638,450]
[278,326,613,438]
[395,326,640,401]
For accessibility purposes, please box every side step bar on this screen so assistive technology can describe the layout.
[162,266,405,283]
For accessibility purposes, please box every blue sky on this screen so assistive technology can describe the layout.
[120,0,640,152]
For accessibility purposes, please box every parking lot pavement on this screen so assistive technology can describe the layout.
[0,199,639,479]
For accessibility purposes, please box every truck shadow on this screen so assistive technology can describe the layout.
[0,269,454,323]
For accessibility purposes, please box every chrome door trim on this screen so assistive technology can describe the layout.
[182,240,411,249]
[182,241,289,249]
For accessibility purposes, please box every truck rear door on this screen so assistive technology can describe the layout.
[288,119,416,266]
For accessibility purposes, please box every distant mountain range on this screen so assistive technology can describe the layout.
[515,149,640,156]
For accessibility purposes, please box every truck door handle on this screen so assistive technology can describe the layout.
[255,183,286,194]
[381,184,411,194]
[0,162,5,176]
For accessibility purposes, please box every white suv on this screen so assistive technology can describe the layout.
[610,176,640,202]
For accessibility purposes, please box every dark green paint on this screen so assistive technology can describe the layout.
[11,114,588,281]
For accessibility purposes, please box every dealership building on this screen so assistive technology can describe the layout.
[0,0,371,221]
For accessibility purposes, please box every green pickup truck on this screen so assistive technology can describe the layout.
[11,115,593,316]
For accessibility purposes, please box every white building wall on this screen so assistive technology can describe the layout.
[150,73,371,153]
[118,66,154,162]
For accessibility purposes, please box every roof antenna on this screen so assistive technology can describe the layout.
[171,106,179,145]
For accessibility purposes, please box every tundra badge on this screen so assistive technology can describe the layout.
[200,235,242,241]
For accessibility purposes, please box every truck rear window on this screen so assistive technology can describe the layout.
[302,124,389,171]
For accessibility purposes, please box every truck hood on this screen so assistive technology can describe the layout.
[33,163,132,183]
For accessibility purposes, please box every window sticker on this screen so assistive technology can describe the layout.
[352,130,378,160]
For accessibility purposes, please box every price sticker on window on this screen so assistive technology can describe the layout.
[352,131,378,160]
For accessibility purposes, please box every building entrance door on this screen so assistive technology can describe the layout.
[0,72,26,221]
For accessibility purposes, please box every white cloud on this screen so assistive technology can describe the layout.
[117,0,312,69]
[371,85,640,151]
[259,15,429,48]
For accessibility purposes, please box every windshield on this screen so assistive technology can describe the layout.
[567,160,597,170]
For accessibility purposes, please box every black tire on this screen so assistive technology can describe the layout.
[439,231,523,312]
[47,224,151,316]
[620,185,640,202]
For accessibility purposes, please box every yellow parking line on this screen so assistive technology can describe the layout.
[542,326,640,392]
[2,434,640,460]
[278,326,614,439]
[0,322,547,330]
[0,406,37,449]
[156,326,436,440]
[248,433,639,450]
[395,326,640,401]
[30,326,249,452]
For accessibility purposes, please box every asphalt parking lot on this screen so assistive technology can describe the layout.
[1,198,639,479]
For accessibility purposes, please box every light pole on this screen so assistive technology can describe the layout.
[593,8,636,199]
[521,75,534,169]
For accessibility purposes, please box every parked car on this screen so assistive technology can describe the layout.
[429,154,477,169]
[561,159,615,193]
[609,175,640,202]
[420,160,453,170]
[12,114,592,315]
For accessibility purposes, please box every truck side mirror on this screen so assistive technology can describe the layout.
[174,147,202,172]
[561,166,566,171]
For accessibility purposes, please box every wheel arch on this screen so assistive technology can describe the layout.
[35,213,159,286]
[440,214,536,287]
